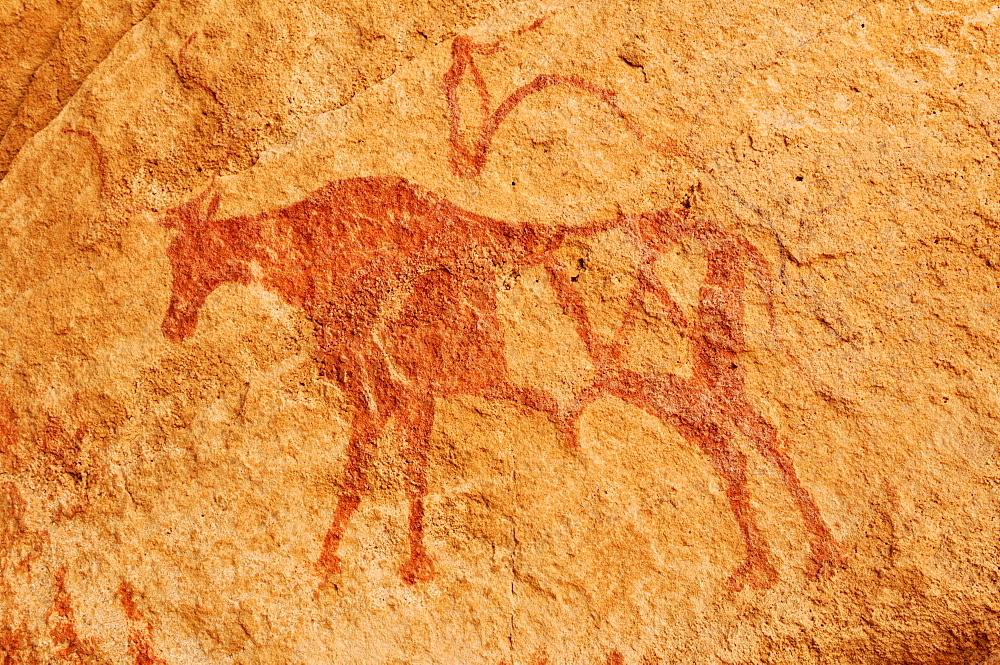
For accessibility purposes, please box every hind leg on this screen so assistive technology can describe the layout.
[595,371,778,591]
[729,403,840,579]
[673,419,778,590]
[602,371,777,590]
[317,404,386,581]
[398,398,436,584]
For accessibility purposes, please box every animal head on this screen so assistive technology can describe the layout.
[160,182,251,342]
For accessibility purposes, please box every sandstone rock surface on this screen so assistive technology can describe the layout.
[1,0,1000,663]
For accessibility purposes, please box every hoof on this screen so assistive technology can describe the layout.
[726,557,778,592]
[400,553,435,585]
[313,557,344,598]
[560,427,580,450]
[314,552,344,593]
[316,550,343,576]
[554,412,581,450]
[805,541,843,581]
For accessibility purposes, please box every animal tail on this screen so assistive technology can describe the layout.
[443,35,686,179]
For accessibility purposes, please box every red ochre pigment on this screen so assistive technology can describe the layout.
[161,174,839,590]
[118,582,168,665]
[443,32,685,179]
[47,568,97,663]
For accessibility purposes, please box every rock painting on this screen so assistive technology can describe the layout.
[157,31,841,590]
[161,32,839,589]
[443,33,683,178]
[5,0,999,660]
[160,181,839,588]
[444,31,840,587]
[161,175,567,585]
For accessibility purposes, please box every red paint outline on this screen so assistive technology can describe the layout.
[160,175,839,590]
[443,35,684,179]
[47,568,98,662]
[544,209,839,588]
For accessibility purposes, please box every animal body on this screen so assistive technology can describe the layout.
[163,176,570,584]
[161,175,839,589]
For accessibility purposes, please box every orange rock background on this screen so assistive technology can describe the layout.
[1,0,1000,663]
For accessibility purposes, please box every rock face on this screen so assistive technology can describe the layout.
[1,0,999,663]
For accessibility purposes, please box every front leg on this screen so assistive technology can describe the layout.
[399,398,437,585]
[316,403,386,583]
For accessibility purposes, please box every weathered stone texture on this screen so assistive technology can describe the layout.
[1,0,999,663]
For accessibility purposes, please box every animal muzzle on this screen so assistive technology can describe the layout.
[161,296,200,342]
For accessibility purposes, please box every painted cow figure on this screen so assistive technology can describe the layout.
[161,176,839,590]
[162,176,574,583]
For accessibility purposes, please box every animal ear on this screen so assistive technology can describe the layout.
[194,176,215,202]
[205,192,221,221]
[196,176,219,219]
[161,177,218,230]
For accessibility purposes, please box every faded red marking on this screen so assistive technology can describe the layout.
[0,482,26,600]
[546,210,840,588]
[39,416,88,486]
[1,397,94,527]
[32,411,92,524]
[160,176,839,588]
[513,8,567,38]
[0,482,26,531]
[53,503,85,523]
[518,16,548,34]
[13,533,46,576]
[519,650,548,665]
[118,583,143,622]
[0,612,36,665]
[118,582,168,665]
[443,35,684,179]
[47,568,97,662]
[61,129,106,197]
[2,482,28,572]
[0,479,49,578]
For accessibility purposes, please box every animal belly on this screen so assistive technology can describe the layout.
[384,270,509,396]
